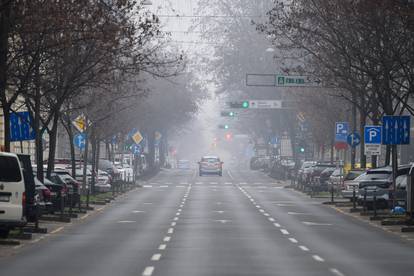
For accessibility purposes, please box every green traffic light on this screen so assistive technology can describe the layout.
[300,147,305,153]
[224,125,229,129]
[229,111,235,116]
[242,101,249,108]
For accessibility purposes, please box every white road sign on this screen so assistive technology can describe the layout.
[249,100,282,109]
[364,144,381,156]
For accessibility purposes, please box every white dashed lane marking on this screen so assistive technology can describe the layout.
[330,268,345,276]
[280,229,290,235]
[312,255,325,262]
[158,244,167,250]
[288,238,298,244]
[151,254,162,261]
[142,266,154,276]
[299,245,310,251]
[163,236,171,242]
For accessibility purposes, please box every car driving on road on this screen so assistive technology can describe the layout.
[198,156,223,176]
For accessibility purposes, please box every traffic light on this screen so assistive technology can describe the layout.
[218,124,230,129]
[225,133,232,141]
[221,111,235,117]
[242,101,249,108]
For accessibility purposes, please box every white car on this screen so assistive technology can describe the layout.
[96,170,111,192]
[0,152,26,238]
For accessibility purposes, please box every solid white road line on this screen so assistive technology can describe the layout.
[158,244,167,250]
[280,229,290,235]
[312,255,325,262]
[330,268,345,276]
[227,170,234,179]
[299,245,310,251]
[142,266,155,276]
[288,238,298,244]
[151,254,162,261]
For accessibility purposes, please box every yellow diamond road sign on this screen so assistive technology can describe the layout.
[132,131,143,144]
[72,115,86,133]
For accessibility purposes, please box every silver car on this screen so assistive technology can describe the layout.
[199,156,223,176]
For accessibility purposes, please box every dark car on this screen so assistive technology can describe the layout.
[308,163,336,186]
[34,177,53,214]
[47,171,80,207]
[318,167,336,190]
[17,154,40,223]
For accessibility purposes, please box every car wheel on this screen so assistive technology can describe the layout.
[0,228,10,238]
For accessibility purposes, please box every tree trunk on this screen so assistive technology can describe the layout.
[359,109,367,168]
[90,131,96,194]
[46,112,60,178]
[0,1,12,152]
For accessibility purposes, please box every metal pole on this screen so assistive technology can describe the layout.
[373,188,377,218]
[363,187,367,212]
[392,144,398,209]
[352,186,357,209]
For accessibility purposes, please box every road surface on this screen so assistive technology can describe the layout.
[1,168,414,276]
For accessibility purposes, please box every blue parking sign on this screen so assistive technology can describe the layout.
[364,126,382,144]
[335,122,349,142]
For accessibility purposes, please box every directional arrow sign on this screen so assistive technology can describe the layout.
[382,116,410,145]
[74,133,86,150]
[347,133,361,147]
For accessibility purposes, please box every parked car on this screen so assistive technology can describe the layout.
[354,165,412,207]
[307,162,336,190]
[298,161,317,185]
[42,177,67,212]
[34,177,53,214]
[47,171,79,207]
[317,167,336,190]
[96,170,111,192]
[341,170,367,200]
[17,154,39,223]
[0,152,26,238]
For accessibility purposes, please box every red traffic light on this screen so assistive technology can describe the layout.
[225,133,232,140]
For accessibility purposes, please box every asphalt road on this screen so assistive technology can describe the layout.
[1,168,414,276]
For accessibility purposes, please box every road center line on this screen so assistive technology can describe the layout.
[330,268,345,276]
[274,223,281,227]
[158,244,167,250]
[268,218,275,222]
[299,245,310,251]
[168,228,174,234]
[151,254,162,261]
[312,255,325,262]
[280,229,290,235]
[171,222,176,226]
[289,238,298,243]
[163,236,171,242]
[142,266,155,276]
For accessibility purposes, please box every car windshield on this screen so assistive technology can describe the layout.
[355,172,391,181]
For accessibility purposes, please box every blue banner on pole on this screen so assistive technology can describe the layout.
[382,116,410,145]
[9,112,36,142]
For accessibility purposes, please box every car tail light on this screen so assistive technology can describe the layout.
[43,188,51,200]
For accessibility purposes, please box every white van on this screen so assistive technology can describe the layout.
[0,152,26,238]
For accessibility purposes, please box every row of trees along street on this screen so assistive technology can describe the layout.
[0,1,204,188]
[257,0,414,168]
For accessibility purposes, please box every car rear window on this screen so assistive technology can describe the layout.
[0,156,22,182]
[202,158,220,162]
